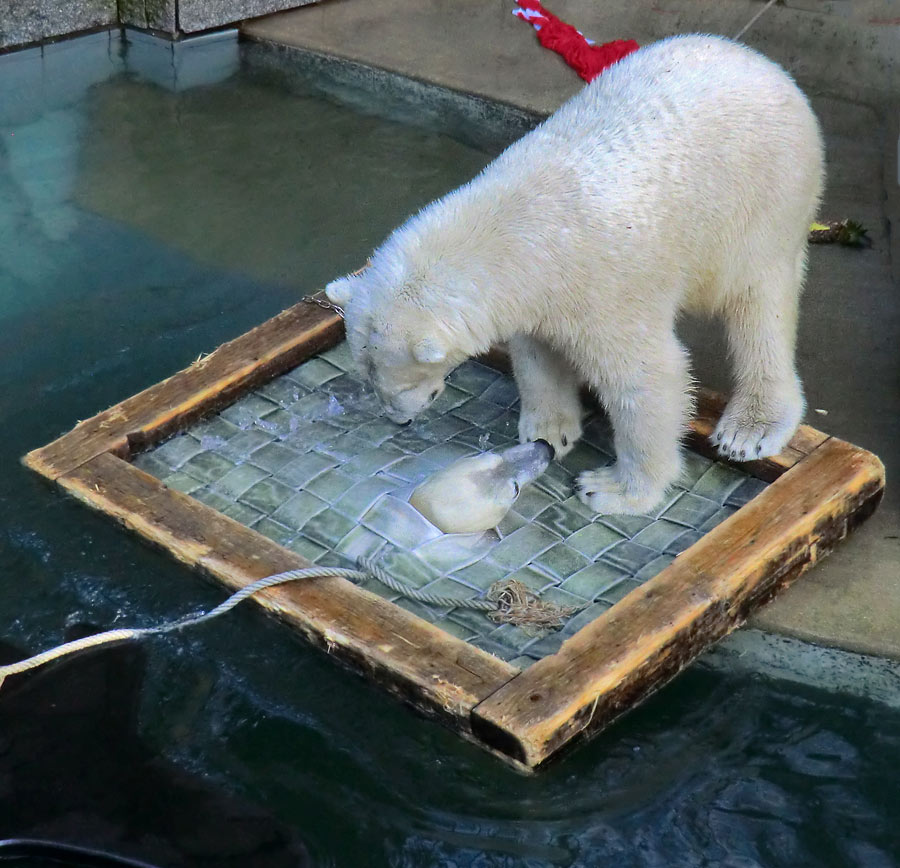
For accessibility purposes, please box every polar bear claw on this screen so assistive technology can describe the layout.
[713,390,804,462]
[576,467,663,516]
[518,400,582,458]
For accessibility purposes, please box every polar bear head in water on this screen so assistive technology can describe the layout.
[410,441,554,534]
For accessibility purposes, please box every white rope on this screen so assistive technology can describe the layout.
[0,557,575,690]
[0,565,369,689]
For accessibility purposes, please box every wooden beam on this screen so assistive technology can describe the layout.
[56,452,517,731]
[24,298,344,481]
[470,437,885,768]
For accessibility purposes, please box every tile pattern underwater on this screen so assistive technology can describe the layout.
[134,341,768,666]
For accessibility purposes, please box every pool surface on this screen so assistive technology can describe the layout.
[1,30,898,868]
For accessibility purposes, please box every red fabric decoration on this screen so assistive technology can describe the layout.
[513,0,639,82]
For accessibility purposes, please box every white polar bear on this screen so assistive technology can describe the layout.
[325,34,824,516]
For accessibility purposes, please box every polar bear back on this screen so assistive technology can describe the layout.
[474,34,824,311]
[359,35,824,349]
[509,34,822,211]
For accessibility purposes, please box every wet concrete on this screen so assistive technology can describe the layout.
[243,0,900,662]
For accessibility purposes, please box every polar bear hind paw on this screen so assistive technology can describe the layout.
[518,405,582,459]
[576,468,664,516]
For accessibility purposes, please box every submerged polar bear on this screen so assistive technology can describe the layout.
[325,35,824,515]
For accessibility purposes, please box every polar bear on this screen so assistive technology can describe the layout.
[324,34,824,516]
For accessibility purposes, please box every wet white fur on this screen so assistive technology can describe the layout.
[410,453,517,534]
[326,35,824,515]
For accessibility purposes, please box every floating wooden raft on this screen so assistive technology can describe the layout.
[23,295,884,770]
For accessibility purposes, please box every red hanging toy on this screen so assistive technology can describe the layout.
[513,0,639,82]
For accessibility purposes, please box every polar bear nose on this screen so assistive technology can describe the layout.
[383,404,414,425]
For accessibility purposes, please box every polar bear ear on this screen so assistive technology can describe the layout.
[324,275,356,307]
[412,336,446,364]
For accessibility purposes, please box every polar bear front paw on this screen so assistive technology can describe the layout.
[713,392,803,462]
[576,467,664,516]
[518,402,582,459]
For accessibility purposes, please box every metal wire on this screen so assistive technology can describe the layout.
[302,295,345,317]
[733,0,779,40]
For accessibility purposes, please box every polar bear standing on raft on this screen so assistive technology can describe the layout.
[325,35,824,515]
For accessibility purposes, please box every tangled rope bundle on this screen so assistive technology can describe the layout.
[487,579,578,630]
[512,0,638,83]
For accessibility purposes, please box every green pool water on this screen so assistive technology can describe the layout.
[0,30,897,868]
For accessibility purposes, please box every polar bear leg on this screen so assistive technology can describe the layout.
[577,333,691,516]
[714,257,805,462]
[508,334,583,458]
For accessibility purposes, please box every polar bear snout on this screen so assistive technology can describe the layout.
[374,374,446,425]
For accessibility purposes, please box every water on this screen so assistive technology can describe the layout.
[0,30,898,868]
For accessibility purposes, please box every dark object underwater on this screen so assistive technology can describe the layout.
[0,635,310,868]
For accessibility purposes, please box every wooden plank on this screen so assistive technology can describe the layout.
[24,297,344,481]
[471,437,885,768]
[56,452,517,731]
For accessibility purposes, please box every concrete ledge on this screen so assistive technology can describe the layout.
[118,0,320,36]
[242,40,541,153]
[0,0,320,50]
[703,628,900,710]
[242,0,900,109]
[180,0,318,34]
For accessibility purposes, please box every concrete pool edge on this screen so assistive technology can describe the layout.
[0,0,318,51]
[238,38,544,154]
[236,32,900,686]
[703,629,900,710]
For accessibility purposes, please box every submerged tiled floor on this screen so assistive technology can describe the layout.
[133,341,768,667]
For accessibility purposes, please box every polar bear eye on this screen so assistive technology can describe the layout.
[429,390,439,402]
[513,481,520,497]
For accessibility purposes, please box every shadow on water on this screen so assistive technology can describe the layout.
[0,29,898,868]
[0,636,311,867]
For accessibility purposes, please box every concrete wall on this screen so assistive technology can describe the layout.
[0,0,318,49]
[116,0,318,35]
[179,0,318,34]
[0,0,116,49]
[117,0,177,34]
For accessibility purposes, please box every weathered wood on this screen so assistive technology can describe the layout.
[470,437,885,767]
[24,298,344,481]
[56,452,517,730]
[22,301,884,770]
